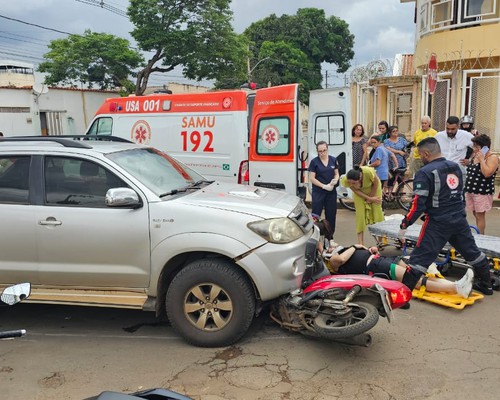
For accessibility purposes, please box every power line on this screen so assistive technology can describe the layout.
[74,0,128,18]
[0,14,74,36]
[0,34,49,48]
[0,30,49,45]
[0,50,45,62]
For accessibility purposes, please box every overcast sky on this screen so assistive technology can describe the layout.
[0,0,416,87]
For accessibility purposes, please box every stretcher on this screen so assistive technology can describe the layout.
[367,216,500,307]
[368,216,500,260]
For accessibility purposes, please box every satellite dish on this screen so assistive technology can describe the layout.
[33,82,49,95]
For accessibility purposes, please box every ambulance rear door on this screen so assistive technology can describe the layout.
[248,84,301,197]
[308,88,352,196]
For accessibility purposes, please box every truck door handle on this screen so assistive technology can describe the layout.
[39,218,62,226]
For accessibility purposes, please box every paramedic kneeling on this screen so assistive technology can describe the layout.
[399,137,493,295]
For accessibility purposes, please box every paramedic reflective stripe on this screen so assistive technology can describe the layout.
[431,169,441,208]
[416,215,429,247]
[404,194,419,226]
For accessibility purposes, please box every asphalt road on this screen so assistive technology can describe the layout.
[1,206,500,400]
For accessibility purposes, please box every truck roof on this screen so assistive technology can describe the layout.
[0,136,142,155]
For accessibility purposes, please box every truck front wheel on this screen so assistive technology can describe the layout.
[166,259,256,347]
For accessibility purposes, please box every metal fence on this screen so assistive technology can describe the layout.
[425,69,499,150]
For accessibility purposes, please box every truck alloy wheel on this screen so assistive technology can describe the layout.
[166,259,256,347]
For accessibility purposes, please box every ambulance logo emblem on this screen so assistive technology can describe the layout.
[131,120,152,144]
[222,97,232,109]
[261,124,280,150]
[446,173,459,189]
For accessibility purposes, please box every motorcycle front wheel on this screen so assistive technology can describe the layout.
[312,302,379,340]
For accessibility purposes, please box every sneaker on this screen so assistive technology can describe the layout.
[455,269,474,298]
[427,262,441,277]
[472,280,494,296]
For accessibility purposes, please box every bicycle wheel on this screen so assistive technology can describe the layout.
[396,178,414,211]
[338,197,356,211]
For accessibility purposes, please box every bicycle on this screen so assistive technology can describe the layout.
[382,167,414,210]
[338,167,413,212]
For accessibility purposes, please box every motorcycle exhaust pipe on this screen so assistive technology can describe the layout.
[332,333,372,347]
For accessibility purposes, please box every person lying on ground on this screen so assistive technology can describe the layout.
[326,243,474,298]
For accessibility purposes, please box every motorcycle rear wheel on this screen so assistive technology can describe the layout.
[313,302,379,340]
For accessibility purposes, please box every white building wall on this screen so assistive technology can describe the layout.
[0,87,119,136]
[0,89,33,135]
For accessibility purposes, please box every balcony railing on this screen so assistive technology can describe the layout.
[418,0,499,37]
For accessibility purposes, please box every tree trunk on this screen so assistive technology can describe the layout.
[135,49,164,96]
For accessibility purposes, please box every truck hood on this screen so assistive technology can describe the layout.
[177,182,299,219]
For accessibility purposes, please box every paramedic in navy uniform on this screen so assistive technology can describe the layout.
[399,137,493,295]
[309,141,340,236]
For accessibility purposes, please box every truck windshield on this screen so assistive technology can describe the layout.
[106,147,206,196]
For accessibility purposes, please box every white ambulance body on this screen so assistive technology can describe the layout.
[86,84,307,199]
[307,88,353,201]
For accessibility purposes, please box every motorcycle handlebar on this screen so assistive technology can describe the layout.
[0,329,26,339]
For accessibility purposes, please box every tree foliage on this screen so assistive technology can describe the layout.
[252,41,321,103]
[38,30,143,92]
[128,0,246,95]
[243,8,355,101]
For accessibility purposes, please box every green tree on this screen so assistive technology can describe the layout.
[38,30,143,92]
[251,41,321,103]
[243,8,354,101]
[128,0,246,95]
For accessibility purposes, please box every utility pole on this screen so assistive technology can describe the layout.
[247,45,251,82]
[324,70,328,88]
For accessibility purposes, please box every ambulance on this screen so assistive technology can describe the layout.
[86,84,307,198]
[307,87,354,205]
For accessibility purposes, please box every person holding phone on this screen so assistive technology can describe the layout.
[464,134,499,234]
[309,141,340,236]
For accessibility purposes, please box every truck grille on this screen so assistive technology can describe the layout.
[289,200,313,232]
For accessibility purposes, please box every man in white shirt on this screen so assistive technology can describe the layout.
[435,115,473,175]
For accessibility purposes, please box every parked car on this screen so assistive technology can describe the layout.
[0,136,318,347]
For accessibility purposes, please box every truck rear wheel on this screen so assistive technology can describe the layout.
[166,259,256,347]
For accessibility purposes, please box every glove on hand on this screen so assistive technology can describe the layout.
[322,183,334,191]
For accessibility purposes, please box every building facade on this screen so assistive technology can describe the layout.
[352,1,500,149]
[0,60,120,137]
[409,0,500,149]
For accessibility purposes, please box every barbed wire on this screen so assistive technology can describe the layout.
[347,48,498,85]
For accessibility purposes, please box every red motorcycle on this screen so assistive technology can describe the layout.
[271,243,412,346]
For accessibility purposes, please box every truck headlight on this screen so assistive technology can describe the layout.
[248,218,303,244]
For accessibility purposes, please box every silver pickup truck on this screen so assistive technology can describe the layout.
[0,136,317,347]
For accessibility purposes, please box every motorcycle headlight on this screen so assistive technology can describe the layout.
[248,218,304,244]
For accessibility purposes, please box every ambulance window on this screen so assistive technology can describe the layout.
[256,117,290,156]
[88,117,113,136]
[314,115,345,145]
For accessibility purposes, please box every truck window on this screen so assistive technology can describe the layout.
[44,156,127,207]
[314,115,345,145]
[87,117,113,136]
[256,117,290,156]
[0,156,30,204]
